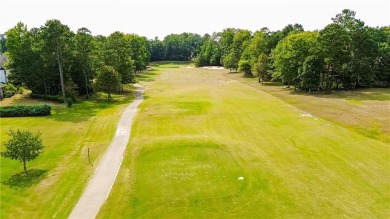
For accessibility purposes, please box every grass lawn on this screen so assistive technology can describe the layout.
[232,76,390,144]
[98,64,390,218]
[0,89,135,218]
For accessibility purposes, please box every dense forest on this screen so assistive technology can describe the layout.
[191,10,390,91]
[2,9,389,101]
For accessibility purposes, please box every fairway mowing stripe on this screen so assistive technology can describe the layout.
[97,67,390,218]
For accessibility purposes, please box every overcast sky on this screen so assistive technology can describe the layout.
[0,0,389,39]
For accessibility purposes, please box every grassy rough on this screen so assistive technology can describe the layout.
[98,65,390,218]
[237,79,390,144]
[0,89,134,218]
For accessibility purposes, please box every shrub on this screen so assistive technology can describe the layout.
[5,83,17,92]
[0,105,51,117]
[30,93,64,103]
[18,87,25,94]
[238,60,252,76]
[4,91,15,98]
[66,98,73,108]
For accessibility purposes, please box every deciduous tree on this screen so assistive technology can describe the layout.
[1,129,44,173]
[39,19,72,103]
[5,23,44,91]
[272,31,318,88]
[73,27,96,98]
[223,51,238,72]
[238,59,252,76]
[104,32,135,86]
[253,53,271,83]
[95,65,121,101]
[301,55,324,92]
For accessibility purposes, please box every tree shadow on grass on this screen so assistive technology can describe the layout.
[242,74,256,78]
[2,169,48,189]
[260,82,284,86]
[137,69,158,82]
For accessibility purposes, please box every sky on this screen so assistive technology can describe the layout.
[0,0,389,39]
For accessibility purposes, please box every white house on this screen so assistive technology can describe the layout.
[0,66,7,98]
[0,66,7,83]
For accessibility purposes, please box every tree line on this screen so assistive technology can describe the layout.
[149,33,203,61]
[194,10,390,91]
[5,20,150,100]
[3,9,389,100]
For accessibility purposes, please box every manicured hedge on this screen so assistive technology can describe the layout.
[0,105,51,117]
[30,93,64,103]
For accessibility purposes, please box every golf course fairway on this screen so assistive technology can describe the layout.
[97,65,390,218]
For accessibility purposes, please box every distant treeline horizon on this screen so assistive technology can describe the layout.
[1,9,389,97]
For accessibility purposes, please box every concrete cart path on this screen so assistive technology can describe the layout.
[68,85,144,219]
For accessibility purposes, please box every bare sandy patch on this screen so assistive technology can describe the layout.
[201,66,224,70]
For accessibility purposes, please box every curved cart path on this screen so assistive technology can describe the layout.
[68,85,144,219]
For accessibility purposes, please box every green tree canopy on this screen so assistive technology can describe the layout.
[39,19,72,102]
[1,129,44,173]
[238,59,252,76]
[253,53,271,83]
[149,37,165,61]
[163,33,202,60]
[73,27,97,98]
[301,55,324,92]
[272,31,318,87]
[126,34,150,72]
[195,38,221,67]
[223,51,238,72]
[95,65,121,101]
[104,32,135,85]
[219,28,237,65]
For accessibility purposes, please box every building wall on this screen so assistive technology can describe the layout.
[0,69,7,83]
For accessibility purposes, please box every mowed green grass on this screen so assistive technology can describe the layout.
[98,65,390,218]
[0,90,134,218]
[233,76,390,144]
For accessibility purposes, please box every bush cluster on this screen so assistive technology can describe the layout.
[2,83,17,98]
[0,105,51,117]
[18,87,25,94]
[4,91,15,98]
[30,93,64,103]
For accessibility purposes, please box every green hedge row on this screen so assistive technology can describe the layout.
[30,93,64,103]
[0,105,51,117]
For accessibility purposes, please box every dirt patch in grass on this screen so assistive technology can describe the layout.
[200,66,224,70]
